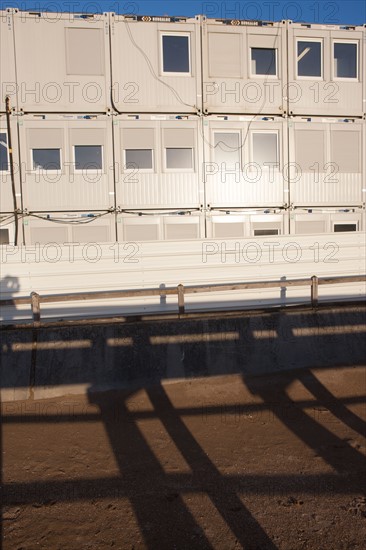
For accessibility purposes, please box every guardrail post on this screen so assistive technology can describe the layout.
[31,292,41,325]
[177,284,185,314]
[311,276,318,308]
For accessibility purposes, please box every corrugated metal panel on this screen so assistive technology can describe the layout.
[0,10,17,112]
[110,14,202,113]
[114,115,204,208]
[202,19,287,115]
[204,115,288,208]
[288,117,364,206]
[1,233,365,322]
[117,211,205,241]
[22,211,116,245]
[0,113,21,213]
[19,114,115,211]
[287,21,365,117]
[13,11,111,113]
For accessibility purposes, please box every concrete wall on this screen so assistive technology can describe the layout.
[1,302,365,401]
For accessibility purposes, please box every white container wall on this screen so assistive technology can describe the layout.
[203,115,288,208]
[287,21,365,117]
[288,117,365,207]
[202,18,287,115]
[22,211,116,245]
[110,14,202,113]
[117,211,205,242]
[18,114,115,211]
[0,113,21,213]
[206,209,288,239]
[0,10,17,112]
[13,11,111,113]
[290,208,365,235]
[114,114,204,209]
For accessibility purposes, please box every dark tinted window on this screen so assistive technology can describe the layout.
[75,145,102,170]
[298,41,322,77]
[251,48,276,75]
[33,149,61,170]
[162,35,190,73]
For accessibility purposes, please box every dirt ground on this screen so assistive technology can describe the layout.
[1,365,366,550]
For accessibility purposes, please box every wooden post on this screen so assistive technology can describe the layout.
[31,292,41,325]
[177,284,185,315]
[311,276,318,308]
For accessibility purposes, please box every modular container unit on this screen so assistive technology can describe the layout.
[22,211,117,245]
[290,208,365,235]
[202,18,287,115]
[18,114,115,212]
[13,10,111,113]
[203,115,288,208]
[117,210,205,241]
[114,114,204,209]
[0,10,17,112]
[288,117,365,207]
[0,112,22,213]
[110,14,202,114]
[287,21,365,117]
[206,208,288,239]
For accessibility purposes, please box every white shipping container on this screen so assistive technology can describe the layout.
[0,10,17,112]
[0,112,22,213]
[18,114,115,211]
[13,11,111,113]
[114,114,204,208]
[202,18,287,115]
[290,208,365,235]
[287,21,365,117]
[203,115,288,208]
[22,211,117,245]
[110,14,202,113]
[288,117,365,206]
[206,209,288,239]
[117,210,205,242]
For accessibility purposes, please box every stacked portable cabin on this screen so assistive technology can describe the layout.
[0,10,365,246]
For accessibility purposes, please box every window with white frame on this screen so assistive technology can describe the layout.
[251,48,277,76]
[252,132,278,167]
[297,40,322,77]
[166,148,193,169]
[334,42,358,79]
[0,132,9,171]
[74,145,102,170]
[161,34,190,74]
[214,132,241,169]
[125,149,153,170]
[32,148,61,170]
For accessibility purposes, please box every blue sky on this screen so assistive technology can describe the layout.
[1,1,365,25]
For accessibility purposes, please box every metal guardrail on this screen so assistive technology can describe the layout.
[1,275,365,325]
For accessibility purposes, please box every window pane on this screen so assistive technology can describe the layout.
[125,149,153,170]
[0,228,10,245]
[334,224,357,232]
[253,133,278,166]
[214,133,240,167]
[166,148,193,169]
[334,43,357,78]
[162,35,190,73]
[75,145,102,170]
[297,41,321,77]
[251,48,276,75]
[0,133,9,171]
[33,148,61,170]
[254,229,279,236]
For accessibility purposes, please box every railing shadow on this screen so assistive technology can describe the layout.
[1,303,366,547]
